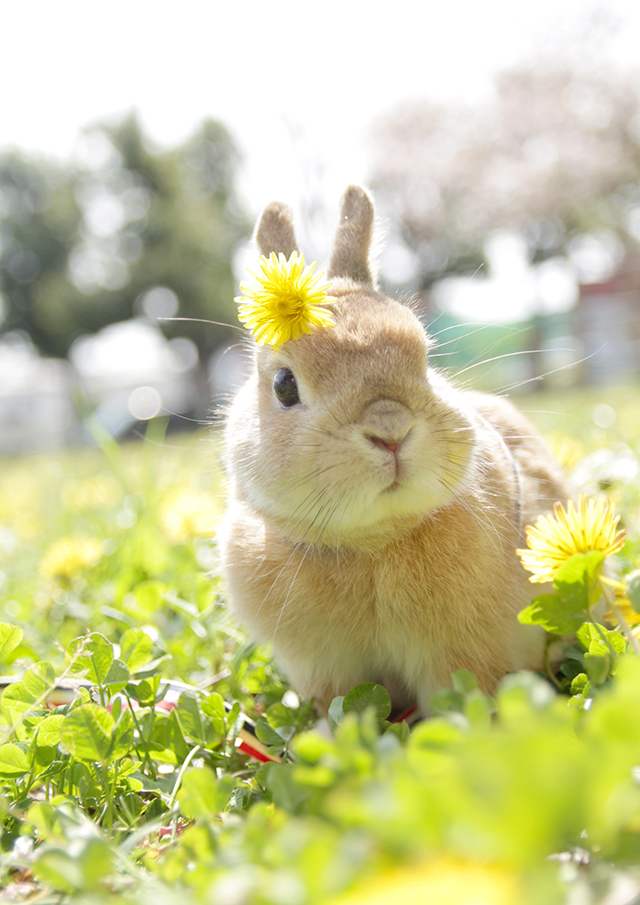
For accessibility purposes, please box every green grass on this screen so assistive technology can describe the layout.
[1,385,640,904]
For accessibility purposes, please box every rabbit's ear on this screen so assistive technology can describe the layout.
[327,185,376,288]
[255,201,300,258]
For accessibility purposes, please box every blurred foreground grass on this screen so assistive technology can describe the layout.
[1,383,640,904]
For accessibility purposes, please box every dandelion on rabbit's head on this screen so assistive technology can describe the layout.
[235,251,335,350]
[517,493,626,584]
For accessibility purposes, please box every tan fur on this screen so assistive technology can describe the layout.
[327,185,376,287]
[218,186,569,716]
[255,201,299,259]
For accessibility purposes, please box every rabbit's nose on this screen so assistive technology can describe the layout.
[368,435,400,454]
[361,398,413,451]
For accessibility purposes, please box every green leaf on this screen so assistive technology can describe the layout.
[132,580,167,615]
[103,658,130,690]
[26,802,64,842]
[60,704,114,763]
[201,692,226,735]
[292,763,337,787]
[36,714,65,747]
[451,669,478,695]
[177,692,206,745]
[327,696,345,735]
[384,721,411,743]
[0,623,23,663]
[464,690,496,728]
[409,718,463,750]
[134,654,170,680]
[3,661,55,706]
[126,676,161,706]
[111,695,122,723]
[590,632,626,658]
[226,701,242,739]
[429,688,465,714]
[0,743,30,778]
[119,628,153,673]
[266,763,310,812]
[554,550,606,611]
[66,633,114,684]
[33,838,115,891]
[266,702,295,729]
[177,768,235,819]
[577,622,602,650]
[275,725,295,742]
[518,593,586,635]
[563,642,587,662]
[292,732,335,765]
[35,744,57,769]
[584,653,611,686]
[146,744,179,766]
[255,718,285,749]
[110,709,134,759]
[343,683,392,722]
[570,674,590,696]
[162,710,190,763]
[577,623,626,656]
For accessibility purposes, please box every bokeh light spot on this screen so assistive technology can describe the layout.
[127,386,162,421]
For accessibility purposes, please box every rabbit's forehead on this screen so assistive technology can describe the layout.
[306,295,429,379]
[257,293,430,392]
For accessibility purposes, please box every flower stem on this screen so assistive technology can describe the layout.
[102,762,114,831]
[544,636,562,690]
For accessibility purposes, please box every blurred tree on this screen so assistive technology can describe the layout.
[0,114,249,367]
[370,57,640,289]
[0,153,82,356]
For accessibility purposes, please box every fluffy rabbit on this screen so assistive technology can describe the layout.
[218,186,569,716]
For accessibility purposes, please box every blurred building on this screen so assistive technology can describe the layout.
[69,319,199,437]
[0,320,215,456]
[0,335,76,454]
[576,258,640,383]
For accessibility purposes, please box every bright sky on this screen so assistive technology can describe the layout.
[4,0,640,320]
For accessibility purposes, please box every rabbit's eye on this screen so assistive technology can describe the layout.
[273,368,300,407]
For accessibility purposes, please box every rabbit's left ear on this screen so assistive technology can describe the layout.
[327,185,376,288]
[254,201,300,259]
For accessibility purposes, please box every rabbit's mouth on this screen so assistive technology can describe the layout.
[370,444,403,486]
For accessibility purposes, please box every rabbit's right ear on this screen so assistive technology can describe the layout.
[327,185,376,288]
[255,201,300,259]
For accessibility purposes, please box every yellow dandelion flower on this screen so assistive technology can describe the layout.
[160,487,220,544]
[517,494,626,584]
[329,857,520,905]
[548,435,586,471]
[62,473,121,511]
[235,251,335,349]
[604,595,640,628]
[600,573,640,627]
[40,537,103,582]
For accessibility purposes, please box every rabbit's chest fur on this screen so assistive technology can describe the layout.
[218,479,545,715]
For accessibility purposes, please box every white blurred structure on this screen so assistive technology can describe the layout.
[0,335,76,454]
[0,321,204,455]
[70,320,199,437]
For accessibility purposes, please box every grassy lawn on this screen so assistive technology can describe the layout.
[1,383,640,903]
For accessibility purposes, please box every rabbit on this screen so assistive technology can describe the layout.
[217,185,569,717]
